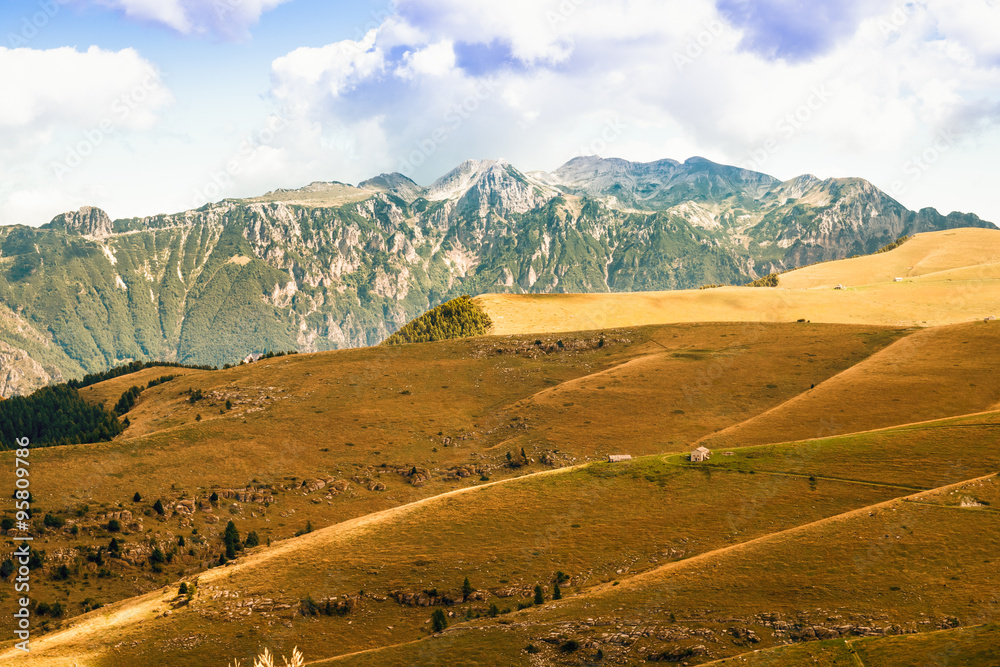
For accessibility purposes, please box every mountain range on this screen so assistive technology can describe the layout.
[0,155,992,397]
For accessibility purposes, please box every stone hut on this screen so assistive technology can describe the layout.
[690,446,711,462]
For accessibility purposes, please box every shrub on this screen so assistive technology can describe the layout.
[149,547,165,565]
[0,559,13,579]
[1,517,13,531]
[300,596,319,616]
[54,564,71,581]
[107,519,121,532]
[488,603,499,618]
[43,513,65,529]
[560,640,581,653]
[525,644,541,654]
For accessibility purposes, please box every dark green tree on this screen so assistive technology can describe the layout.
[223,520,242,559]
[461,577,473,602]
[534,584,544,605]
[553,581,562,600]
[153,499,164,515]
[133,492,142,502]
[431,609,448,632]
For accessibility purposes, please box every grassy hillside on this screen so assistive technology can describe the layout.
[474,227,1000,336]
[699,321,1000,449]
[779,227,1000,289]
[2,312,999,665]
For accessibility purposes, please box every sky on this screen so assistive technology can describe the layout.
[1,0,999,227]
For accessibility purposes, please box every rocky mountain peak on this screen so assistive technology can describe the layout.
[425,159,514,201]
[358,172,426,202]
[45,206,114,239]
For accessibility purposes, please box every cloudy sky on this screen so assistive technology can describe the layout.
[1,0,999,226]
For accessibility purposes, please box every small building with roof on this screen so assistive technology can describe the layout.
[690,446,712,462]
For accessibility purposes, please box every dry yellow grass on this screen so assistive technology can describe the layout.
[504,323,905,456]
[77,366,206,412]
[325,473,1000,666]
[476,228,1000,336]
[779,227,1000,289]
[700,321,1000,449]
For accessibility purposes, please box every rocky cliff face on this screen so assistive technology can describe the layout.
[46,206,114,239]
[0,155,992,396]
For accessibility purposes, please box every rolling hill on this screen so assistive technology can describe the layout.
[477,227,1000,335]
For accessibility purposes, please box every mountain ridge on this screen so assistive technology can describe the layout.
[0,155,992,397]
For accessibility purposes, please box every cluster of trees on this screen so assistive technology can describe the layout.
[68,361,213,390]
[875,235,912,254]
[383,296,492,345]
[744,273,779,287]
[113,386,144,415]
[220,520,258,562]
[0,385,124,449]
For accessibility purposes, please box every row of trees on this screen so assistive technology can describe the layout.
[68,360,213,390]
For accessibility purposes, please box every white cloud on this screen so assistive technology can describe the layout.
[0,45,172,226]
[0,46,170,131]
[271,30,384,101]
[83,0,291,39]
[395,41,457,80]
[254,0,1000,225]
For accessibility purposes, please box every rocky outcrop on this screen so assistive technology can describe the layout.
[46,206,114,239]
[0,341,52,398]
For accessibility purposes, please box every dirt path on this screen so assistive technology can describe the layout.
[303,472,997,665]
[0,463,589,665]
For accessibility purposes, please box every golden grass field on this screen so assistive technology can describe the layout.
[1,227,999,666]
[477,227,1000,335]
